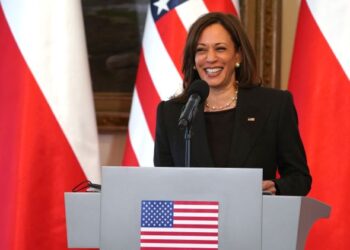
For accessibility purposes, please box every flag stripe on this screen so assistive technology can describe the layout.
[141,235,217,240]
[141,248,217,250]
[155,9,187,76]
[176,0,209,31]
[306,0,350,79]
[121,133,140,166]
[135,50,161,139]
[140,246,217,250]
[173,224,218,229]
[174,205,219,209]
[174,201,219,205]
[174,212,218,217]
[140,243,218,248]
[128,90,155,166]
[141,239,218,244]
[174,220,218,225]
[203,0,238,16]
[174,209,219,213]
[174,217,218,221]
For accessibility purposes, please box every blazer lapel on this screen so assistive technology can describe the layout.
[229,87,271,166]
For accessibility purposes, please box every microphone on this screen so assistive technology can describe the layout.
[178,80,209,128]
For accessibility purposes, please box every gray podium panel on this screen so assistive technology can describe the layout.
[64,192,100,248]
[100,167,263,250]
[262,196,331,250]
[64,168,331,249]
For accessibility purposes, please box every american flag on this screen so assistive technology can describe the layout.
[140,200,219,249]
[122,0,240,166]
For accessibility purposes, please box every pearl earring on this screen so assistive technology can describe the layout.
[193,66,196,70]
[235,62,240,68]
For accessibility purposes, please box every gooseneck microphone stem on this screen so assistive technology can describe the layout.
[178,80,209,168]
[184,126,192,167]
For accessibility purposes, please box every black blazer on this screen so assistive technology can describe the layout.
[154,86,311,196]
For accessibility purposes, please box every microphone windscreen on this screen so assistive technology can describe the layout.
[188,80,209,103]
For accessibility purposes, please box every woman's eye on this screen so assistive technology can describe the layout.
[196,48,205,53]
[216,47,226,51]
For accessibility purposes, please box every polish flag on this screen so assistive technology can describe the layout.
[122,0,239,167]
[0,0,100,249]
[289,0,350,249]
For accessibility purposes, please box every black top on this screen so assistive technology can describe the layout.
[154,86,312,196]
[204,109,236,167]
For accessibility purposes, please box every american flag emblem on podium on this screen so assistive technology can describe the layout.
[140,200,219,249]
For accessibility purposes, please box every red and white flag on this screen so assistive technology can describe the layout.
[289,0,350,249]
[0,0,100,249]
[122,0,239,167]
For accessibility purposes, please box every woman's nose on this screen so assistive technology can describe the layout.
[206,48,217,62]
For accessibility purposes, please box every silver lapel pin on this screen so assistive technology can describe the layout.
[247,117,256,122]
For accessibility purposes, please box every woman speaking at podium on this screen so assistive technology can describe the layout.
[154,12,311,196]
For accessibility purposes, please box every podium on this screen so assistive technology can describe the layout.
[65,167,330,250]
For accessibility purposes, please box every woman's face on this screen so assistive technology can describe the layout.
[194,23,240,89]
